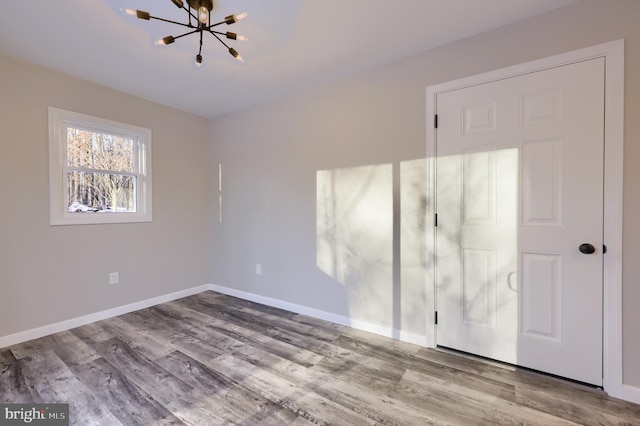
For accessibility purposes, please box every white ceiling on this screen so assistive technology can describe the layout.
[0,0,580,118]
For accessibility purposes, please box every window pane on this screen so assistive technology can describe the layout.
[67,127,134,172]
[67,171,136,213]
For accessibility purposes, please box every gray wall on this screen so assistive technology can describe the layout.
[0,54,212,336]
[209,0,640,386]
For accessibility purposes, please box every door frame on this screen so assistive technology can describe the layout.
[425,39,624,397]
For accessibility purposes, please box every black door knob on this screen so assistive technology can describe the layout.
[579,243,596,254]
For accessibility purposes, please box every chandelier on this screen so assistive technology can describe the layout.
[124,0,247,67]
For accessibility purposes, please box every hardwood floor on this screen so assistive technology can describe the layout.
[2,291,639,425]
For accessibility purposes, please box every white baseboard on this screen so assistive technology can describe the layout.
[0,284,211,349]
[2,281,638,405]
[1,282,427,350]
[209,284,428,347]
[622,384,640,405]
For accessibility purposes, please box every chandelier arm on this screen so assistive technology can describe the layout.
[171,29,201,41]
[207,31,232,50]
[206,20,230,30]
[149,15,195,29]
[185,8,199,23]
[179,3,195,16]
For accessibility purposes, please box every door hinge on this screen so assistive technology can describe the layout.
[434,213,438,227]
[434,114,438,129]
[435,311,438,325]
[603,244,607,254]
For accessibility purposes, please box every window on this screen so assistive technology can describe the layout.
[48,107,152,225]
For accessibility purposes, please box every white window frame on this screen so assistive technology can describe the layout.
[48,107,152,225]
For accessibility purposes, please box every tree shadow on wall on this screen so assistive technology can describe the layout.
[315,159,428,338]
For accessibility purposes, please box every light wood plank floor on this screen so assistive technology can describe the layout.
[1,291,639,425]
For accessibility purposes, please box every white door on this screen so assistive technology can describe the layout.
[435,58,605,386]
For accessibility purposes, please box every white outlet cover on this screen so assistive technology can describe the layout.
[109,272,119,285]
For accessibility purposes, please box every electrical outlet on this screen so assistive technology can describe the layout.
[255,264,262,276]
[109,272,119,285]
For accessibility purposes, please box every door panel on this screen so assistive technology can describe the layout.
[436,58,604,385]
[462,248,496,328]
[520,138,563,226]
[520,252,563,343]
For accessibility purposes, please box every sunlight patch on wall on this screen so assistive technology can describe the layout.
[316,164,393,323]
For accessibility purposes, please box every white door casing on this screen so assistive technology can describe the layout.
[435,58,604,385]
[425,40,624,397]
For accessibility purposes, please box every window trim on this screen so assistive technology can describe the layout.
[48,107,152,225]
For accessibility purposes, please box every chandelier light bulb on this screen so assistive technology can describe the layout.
[225,12,247,25]
[229,48,244,63]
[195,54,203,67]
[156,36,175,46]
[198,6,209,24]
[122,9,150,20]
[226,32,248,42]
